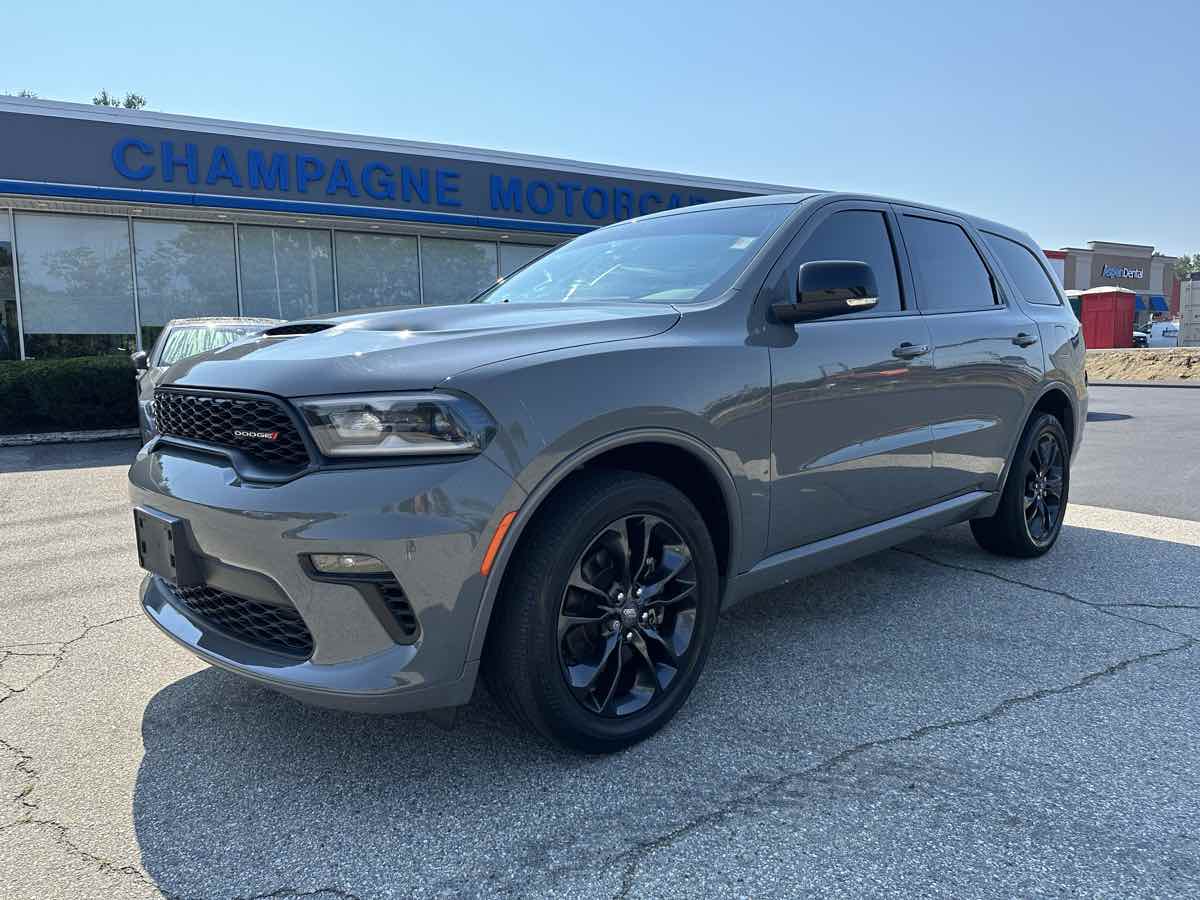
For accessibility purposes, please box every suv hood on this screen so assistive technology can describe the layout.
[163,302,680,396]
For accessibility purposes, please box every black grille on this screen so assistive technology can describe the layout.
[166,583,314,658]
[154,389,310,470]
[379,580,420,640]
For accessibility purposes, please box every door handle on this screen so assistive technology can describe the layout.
[1012,332,1039,348]
[892,342,931,359]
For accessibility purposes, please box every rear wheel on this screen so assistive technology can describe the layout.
[970,412,1070,557]
[483,470,719,753]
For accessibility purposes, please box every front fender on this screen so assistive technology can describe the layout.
[444,334,773,664]
[461,427,744,664]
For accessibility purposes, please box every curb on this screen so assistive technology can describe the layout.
[1089,380,1200,389]
[0,428,140,447]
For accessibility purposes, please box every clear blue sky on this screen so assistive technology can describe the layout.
[4,0,1196,255]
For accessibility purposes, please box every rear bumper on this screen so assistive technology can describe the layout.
[129,442,524,713]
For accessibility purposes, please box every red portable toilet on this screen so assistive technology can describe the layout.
[1079,288,1135,349]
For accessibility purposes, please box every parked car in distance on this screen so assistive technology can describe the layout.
[1132,328,1149,348]
[1144,320,1180,348]
[129,193,1086,752]
[131,317,281,442]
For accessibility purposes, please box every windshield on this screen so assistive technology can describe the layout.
[156,324,266,366]
[474,203,794,305]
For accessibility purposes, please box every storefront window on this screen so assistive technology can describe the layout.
[334,232,420,310]
[238,225,335,320]
[14,212,135,359]
[134,220,239,349]
[420,237,498,305]
[0,213,18,361]
[500,243,548,277]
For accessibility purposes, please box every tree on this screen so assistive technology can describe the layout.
[93,89,146,110]
[1174,253,1200,279]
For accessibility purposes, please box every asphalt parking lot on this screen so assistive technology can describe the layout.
[2,384,1199,899]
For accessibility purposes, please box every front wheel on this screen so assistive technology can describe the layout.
[970,412,1070,557]
[483,470,719,753]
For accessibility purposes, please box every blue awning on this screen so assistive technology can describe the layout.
[1134,296,1147,310]
[1151,295,1169,312]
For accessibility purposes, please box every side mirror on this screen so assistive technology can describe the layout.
[131,350,149,371]
[772,260,879,324]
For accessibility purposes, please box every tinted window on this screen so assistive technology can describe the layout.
[902,216,997,312]
[500,243,549,276]
[134,220,239,350]
[335,232,420,309]
[421,238,499,306]
[0,215,16,360]
[238,226,335,320]
[475,203,793,305]
[794,210,903,314]
[983,233,1061,306]
[14,212,136,359]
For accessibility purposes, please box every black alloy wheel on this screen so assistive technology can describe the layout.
[971,412,1071,558]
[484,470,719,753]
[558,514,699,718]
[1023,431,1065,546]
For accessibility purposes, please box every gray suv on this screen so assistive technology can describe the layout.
[128,193,1086,752]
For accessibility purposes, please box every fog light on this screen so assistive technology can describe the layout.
[308,553,390,575]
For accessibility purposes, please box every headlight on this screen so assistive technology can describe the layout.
[295,393,496,457]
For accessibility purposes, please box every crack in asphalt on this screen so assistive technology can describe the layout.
[896,549,1198,641]
[4,540,1195,898]
[1096,602,1200,611]
[0,613,142,709]
[1,815,160,891]
[1,613,363,900]
[606,636,1196,899]
[0,614,151,892]
[601,548,1200,898]
[235,888,365,900]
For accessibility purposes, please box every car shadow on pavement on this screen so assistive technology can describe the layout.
[127,520,1200,898]
[0,439,140,474]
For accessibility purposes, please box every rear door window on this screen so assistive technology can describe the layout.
[983,232,1062,306]
[793,210,904,314]
[900,215,997,313]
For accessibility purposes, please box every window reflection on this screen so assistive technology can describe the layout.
[0,215,17,360]
[13,212,136,359]
[239,225,335,320]
[134,220,239,349]
[334,232,420,310]
[500,243,549,277]
[420,238,498,306]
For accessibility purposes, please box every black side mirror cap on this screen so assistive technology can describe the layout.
[773,260,879,324]
[131,350,149,371]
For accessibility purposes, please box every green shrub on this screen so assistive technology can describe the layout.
[0,355,139,434]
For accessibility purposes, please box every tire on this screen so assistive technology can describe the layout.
[970,412,1070,558]
[483,469,720,753]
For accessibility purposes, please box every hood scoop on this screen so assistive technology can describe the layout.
[264,322,336,337]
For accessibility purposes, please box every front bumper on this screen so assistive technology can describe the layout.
[129,441,524,714]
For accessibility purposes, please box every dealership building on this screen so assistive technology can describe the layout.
[0,97,799,361]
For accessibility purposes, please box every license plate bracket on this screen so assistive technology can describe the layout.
[133,507,202,587]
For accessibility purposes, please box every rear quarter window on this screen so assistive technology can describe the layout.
[983,232,1063,306]
[900,215,997,313]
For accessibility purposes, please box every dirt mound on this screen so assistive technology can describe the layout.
[1086,348,1200,382]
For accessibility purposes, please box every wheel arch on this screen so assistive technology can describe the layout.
[464,429,741,663]
[978,381,1079,519]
